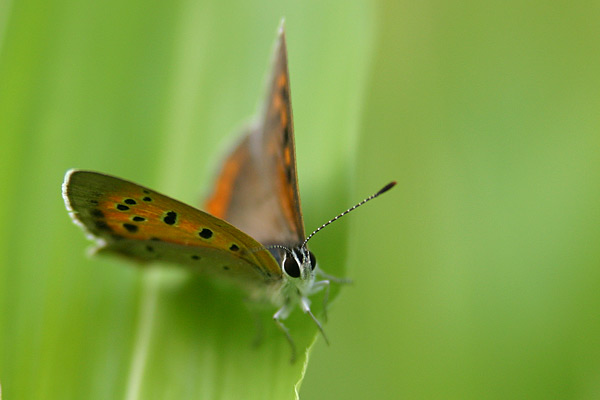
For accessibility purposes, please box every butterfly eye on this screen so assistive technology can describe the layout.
[283,255,301,278]
[309,251,317,270]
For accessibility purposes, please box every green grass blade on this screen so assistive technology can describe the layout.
[0,0,374,399]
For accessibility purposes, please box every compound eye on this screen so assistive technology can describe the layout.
[283,255,301,278]
[309,251,317,270]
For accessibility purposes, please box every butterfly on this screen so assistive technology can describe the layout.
[62,23,395,362]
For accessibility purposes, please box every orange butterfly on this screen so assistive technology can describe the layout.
[62,23,395,362]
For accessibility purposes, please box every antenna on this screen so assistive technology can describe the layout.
[302,181,396,247]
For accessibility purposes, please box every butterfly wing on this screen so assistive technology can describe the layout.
[204,26,305,251]
[63,170,282,286]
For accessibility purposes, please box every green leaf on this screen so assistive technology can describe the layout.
[0,0,374,399]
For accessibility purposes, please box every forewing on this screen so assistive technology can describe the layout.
[63,170,281,285]
[204,25,305,249]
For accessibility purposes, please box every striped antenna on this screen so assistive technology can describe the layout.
[263,244,292,253]
[302,181,396,247]
[248,244,291,255]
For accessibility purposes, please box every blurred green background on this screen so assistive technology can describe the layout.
[2,0,600,399]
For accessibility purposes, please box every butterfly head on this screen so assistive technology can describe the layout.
[282,246,316,282]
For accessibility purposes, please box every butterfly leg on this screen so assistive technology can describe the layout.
[273,306,296,363]
[310,280,331,323]
[300,297,329,345]
[316,268,352,285]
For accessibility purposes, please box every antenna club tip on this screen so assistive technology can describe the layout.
[377,181,397,195]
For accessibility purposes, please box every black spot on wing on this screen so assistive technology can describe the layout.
[163,211,177,225]
[123,223,138,233]
[280,85,289,103]
[116,204,129,211]
[283,125,291,147]
[132,216,145,222]
[124,198,137,205]
[91,209,104,218]
[95,220,112,232]
[199,228,213,239]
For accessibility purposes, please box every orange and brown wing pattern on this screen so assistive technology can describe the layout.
[63,170,282,285]
[205,25,305,248]
[204,135,251,221]
[259,26,305,242]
